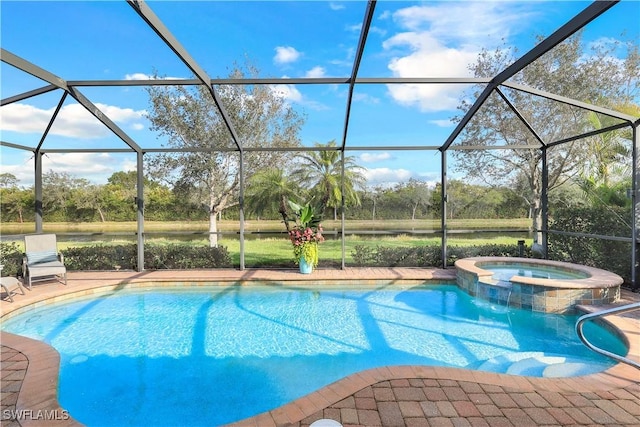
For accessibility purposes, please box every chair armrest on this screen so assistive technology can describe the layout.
[58,252,64,263]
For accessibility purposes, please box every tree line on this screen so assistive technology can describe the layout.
[0,170,534,224]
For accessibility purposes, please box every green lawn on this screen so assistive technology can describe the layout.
[2,219,532,267]
[219,234,529,266]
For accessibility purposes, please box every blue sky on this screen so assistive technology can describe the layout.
[1,0,638,187]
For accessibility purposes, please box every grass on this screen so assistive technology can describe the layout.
[197,234,527,267]
[2,219,532,267]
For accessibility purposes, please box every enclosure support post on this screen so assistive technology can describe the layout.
[340,150,346,270]
[441,150,448,268]
[541,146,549,259]
[34,151,43,233]
[632,123,639,288]
[136,152,145,272]
[239,150,245,271]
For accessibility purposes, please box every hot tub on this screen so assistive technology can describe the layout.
[455,257,623,313]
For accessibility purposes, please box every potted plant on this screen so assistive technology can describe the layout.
[287,200,324,273]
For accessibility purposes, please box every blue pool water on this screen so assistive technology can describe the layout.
[481,263,589,281]
[1,284,626,426]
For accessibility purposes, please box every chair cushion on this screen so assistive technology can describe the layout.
[28,261,65,276]
[27,250,59,265]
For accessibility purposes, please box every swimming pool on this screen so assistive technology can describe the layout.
[1,284,627,426]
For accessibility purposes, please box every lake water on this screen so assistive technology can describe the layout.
[1,230,531,243]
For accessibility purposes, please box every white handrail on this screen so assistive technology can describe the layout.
[575,302,640,370]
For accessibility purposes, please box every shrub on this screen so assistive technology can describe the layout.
[350,243,526,267]
[0,242,23,277]
[63,245,138,270]
[549,206,633,285]
[62,243,232,271]
[144,244,232,269]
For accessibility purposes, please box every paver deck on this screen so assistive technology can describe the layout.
[1,268,639,427]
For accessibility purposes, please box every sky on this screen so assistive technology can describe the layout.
[1,0,639,188]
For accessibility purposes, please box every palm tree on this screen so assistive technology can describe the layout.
[576,102,637,208]
[584,109,631,187]
[244,168,301,231]
[292,140,366,219]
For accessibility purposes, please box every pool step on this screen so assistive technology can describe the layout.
[478,352,611,377]
[506,355,566,376]
[477,351,545,373]
[542,361,611,377]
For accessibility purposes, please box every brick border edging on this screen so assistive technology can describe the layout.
[1,332,83,427]
[226,362,640,427]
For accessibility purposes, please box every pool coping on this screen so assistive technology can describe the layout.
[1,268,638,427]
[455,257,624,289]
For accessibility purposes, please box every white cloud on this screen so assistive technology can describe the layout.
[378,10,392,20]
[363,167,440,187]
[301,99,330,111]
[329,2,344,11]
[416,172,439,185]
[383,32,476,111]
[0,153,36,186]
[0,103,146,139]
[274,46,301,64]
[125,73,184,80]
[94,103,145,123]
[387,83,472,112]
[347,23,361,33]
[428,119,455,127]
[43,152,114,175]
[384,33,477,78]
[364,167,413,186]
[269,83,329,110]
[587,36,619,51]
[383,2,534,112]
[2,152,133,186]
[121,158,137,173]
[369,26,387,37]
[1,104,58,134]
[360,152,392,163]
[353,92,380,104]
[392,3,529,45]
[125,73,153,80]
[305,66,326,78]
[270,84,303,103]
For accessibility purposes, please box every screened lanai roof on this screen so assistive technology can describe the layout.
[1,0,639,186]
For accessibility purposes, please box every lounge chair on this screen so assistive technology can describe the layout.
[22,234,67,290]
[1,276,25,302]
